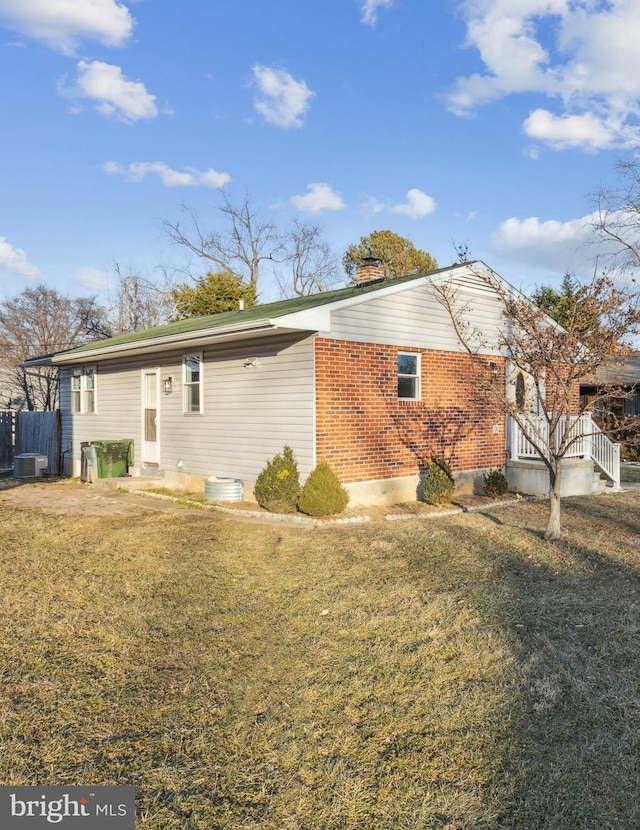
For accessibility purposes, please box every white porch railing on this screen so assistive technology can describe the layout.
[509,413,620,489]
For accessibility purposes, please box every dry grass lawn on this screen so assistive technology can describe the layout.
[1,481,640,828]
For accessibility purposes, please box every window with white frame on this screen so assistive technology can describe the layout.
[183,354,203,413]
[397,352,420,400]
[71,366,96,413]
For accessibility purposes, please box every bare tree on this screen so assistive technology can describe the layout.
[162,192,283,294]
[0,285,106,410]
[106,264,175,335]
[163,192,344,299]
[592,158,640,273]
[433,259,640,540]
[276,219,341,297]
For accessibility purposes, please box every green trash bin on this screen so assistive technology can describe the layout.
[92,439,134,478]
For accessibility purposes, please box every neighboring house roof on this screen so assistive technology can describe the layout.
[23,261,522,367]
[580,352,640,387]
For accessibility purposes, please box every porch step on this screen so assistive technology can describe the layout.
[510,412,620,490]
[592,471,607,493]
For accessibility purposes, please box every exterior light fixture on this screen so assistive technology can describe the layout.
[243,357,258,368]
[163,376,173,393]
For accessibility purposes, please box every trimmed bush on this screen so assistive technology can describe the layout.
[432,456,454,482]
[422,458,455,505]
[253,446,301,513]
[298,461,350,517]
[483,467,509,497]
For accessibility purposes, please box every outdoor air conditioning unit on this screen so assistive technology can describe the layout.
[14,453,49,478]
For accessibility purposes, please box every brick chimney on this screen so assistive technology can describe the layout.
[356,256,385,286]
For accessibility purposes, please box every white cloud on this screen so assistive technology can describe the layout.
[104,161,231,188]
[447,0,640,151]
[491,212,596,271]
[0,236,41,278]
[73,266,111,294]
[60,60,158,123]
[389,188,437,218]
[523,108,622,151]
[291,183,345,213]
[360,188,437,218]
[0,0,133,55]
[360,0,394,26]
[360,195,386,214]
[252,64,315,128]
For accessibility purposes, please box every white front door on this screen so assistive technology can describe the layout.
[142,369,160,464]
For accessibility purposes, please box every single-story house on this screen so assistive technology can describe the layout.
[24,260,617,503]
[580,352,640,437]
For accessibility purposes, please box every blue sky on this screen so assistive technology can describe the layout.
[0,0,638,305]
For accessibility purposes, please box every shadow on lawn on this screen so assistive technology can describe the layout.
[4,485,640,829]
[564,492,640,536]
[475,507,640,829]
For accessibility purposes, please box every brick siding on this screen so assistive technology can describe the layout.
[545,373,582,415]
[315,339,506,485]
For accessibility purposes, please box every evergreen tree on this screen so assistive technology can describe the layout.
[172,271,257,318]
[343,230,437,280]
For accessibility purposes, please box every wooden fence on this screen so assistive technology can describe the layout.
[15,410,61,474]
[0,410,15,468]
[0,410,61,474]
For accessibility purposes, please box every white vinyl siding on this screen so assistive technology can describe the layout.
[61,333,316,481]
[183,335,315,480]
[330,281,505,354]
[61,359,141,465]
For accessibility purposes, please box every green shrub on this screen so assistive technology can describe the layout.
[298,461,350,516]
[432,456,454,482]
[483,467,509,497]
[253,446,301,513]
[622,442,640,462]
[421,458,455,505]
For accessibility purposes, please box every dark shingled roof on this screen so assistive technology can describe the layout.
[581,352,640,387]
